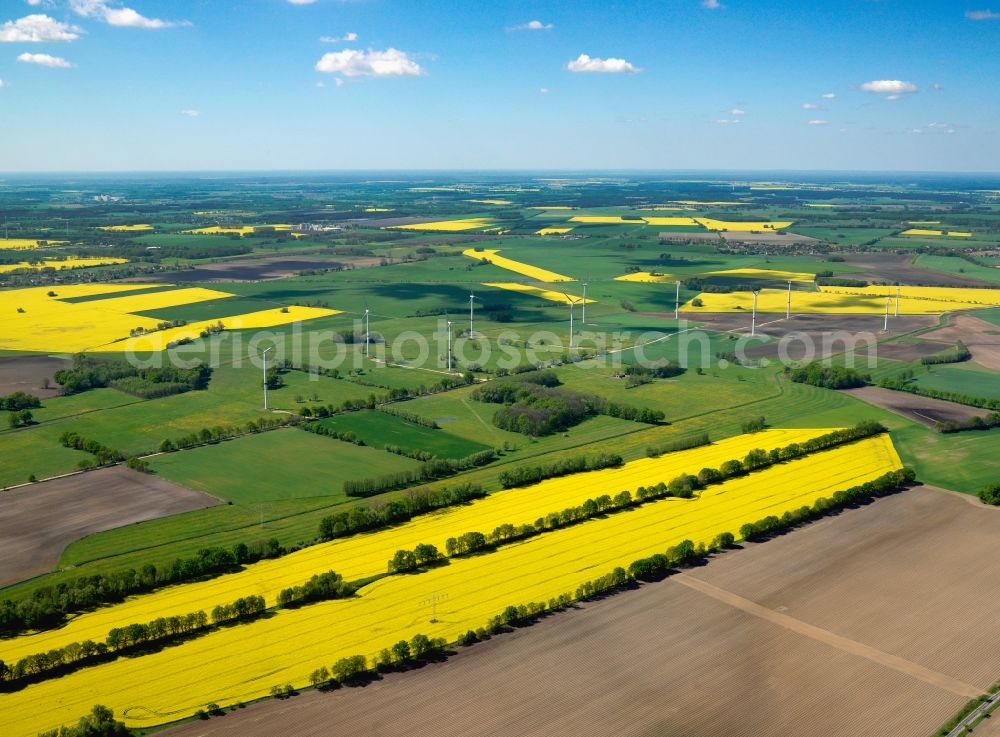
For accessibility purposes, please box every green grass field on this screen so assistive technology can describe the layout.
[913,362,1000,401]
[149,427,421,503]
[313,409,491,458]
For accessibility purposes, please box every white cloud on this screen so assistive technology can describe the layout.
[909,128,923,135]
[539,87,550,94]
[807,119,829,125]
[0,79,4,89]
[928,122,949,128]
[885,94,900,101]
[859,79,918,94]
[703,0,722,8]
[508,19,553,31]
[730,107,745,115]
[715,118,741,124]
[315,48,423,77]
[288,0,317,4]
[0,14,81,42]
[566,53,641,73]
[180,109,200,117]
[17,51,73,67]
[822,92,836,99]
[70,0,188,29]
[320,32,358,43]
[932,82,943,90]
[966,9,1000,20]
[801,102,821,110]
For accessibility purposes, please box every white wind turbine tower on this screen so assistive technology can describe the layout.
[563,293,582,349]
[581,280,588,324]
[674,280,681,320]
[468,290,480,338]
[884,296,890,332]
[363,303,371,358]
[786,281,792,320]
[895,285,900,317]
[751,289,760,337]
[445,310,453,372]
[260,345,273,410]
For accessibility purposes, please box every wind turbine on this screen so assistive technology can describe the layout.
[674,280,681,320]
[751,289,760,337]
[895,285,900,317]
[786,281,792,320]
[445,310,453,372]
[884,296,890,332]
[468,290,480,338]
[362,298,371,358]
[563,293,581,348]
[260,346,273,410]
[581,280,588,324]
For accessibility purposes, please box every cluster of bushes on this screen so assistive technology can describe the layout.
[7,409,34,428]
[317,482,485,540]
[815,276,869,288]
[497,452,622,489]
[474,373,664,437]
[622,362,685,386]
[311,633,447,689]
[342,449,497,497]
[37,705,133,737]
[0,540,284,636]
[980,484,1000,506]
[0,391,40,411]
[54,355,211,396]
[920,340,971,365]
[1,609,209,687]
[878,377,1000,411]
[741,415,767,433]
[158,415,297,452]
[298,396,382,417]
[210,595,266,625]
[645,433,710,458]
[387,544,441,573]
[937,412,1000,434]
[788,363,869,389]
[277,571,351,607]
[59,431,124,468]
[304,422,367,447]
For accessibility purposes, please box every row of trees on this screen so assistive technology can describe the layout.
[210,595,266,625]
[878,376,1000,411]
[309,632,448,689]
[59,431,124,468]
[318,482,485,540]
[921,340,972,365]
[342,449,497,497]
[497,452,623,489]
[157,415,296,453]
[0,539,284,636]
[387,545,441,573]
[645,432,711,458]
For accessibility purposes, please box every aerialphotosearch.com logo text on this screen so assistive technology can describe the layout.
[124,319,881,374]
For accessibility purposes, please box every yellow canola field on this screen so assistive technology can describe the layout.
[0,429,830,664]
[569,216,640,224]
[900,229,972,238]
[641,217,699,226]
[685,285,1000,314]
[535,227,573,235]
[1,435,901,736]
[526,206,573,210]
[674,201,744,206]
[481,282,594,304]
[107,306,342,353]
[0,239,68,249]
[467,199,513,205]
[79,287,234,315]
[98,224,153,232]
[907,221,940,225]
[363,207,393,212]
[393,218,494,232]
[695,218,793,231]
[818,284,1000,308]
[617,268,814,284]
[0,257,127,274]
[803,204,837,208]
[182,225,295,236]
[462,248,573,282]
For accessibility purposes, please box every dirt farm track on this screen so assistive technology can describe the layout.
[0,467,218,587]
[166,486,1000,737]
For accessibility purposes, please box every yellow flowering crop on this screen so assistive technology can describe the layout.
[393,218,494,232]
[0,239,69,249]
[694,218,794,232]
[526,206,573,210]
[569,216,636,224]
[0,429,829,664]
[907,221,940,225]
[535,227,573,235]
[674,201,744,206]
[98,225,153,232]
[466,199,513,205]
[685,285,1000,314]
[481,282,593,304]
[462,248,573,282]
[0,435,901,736]
[900,229,972,238]
[641,217,699,226]
[616,268,814,284]
[0,257,127,274]
[818,284,1000,307]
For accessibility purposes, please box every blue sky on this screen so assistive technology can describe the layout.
[0,0,997,171]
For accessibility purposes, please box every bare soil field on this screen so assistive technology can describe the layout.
[658,232,724,243]
[841,253,994,287]
[0,467,218,588]
[843,386,984,427]
[165,487,999,737]
[924,314,1000,369]
[0,355,68,398]
[872,338,953,362]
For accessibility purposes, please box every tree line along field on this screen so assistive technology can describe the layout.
[1,174,999,736]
